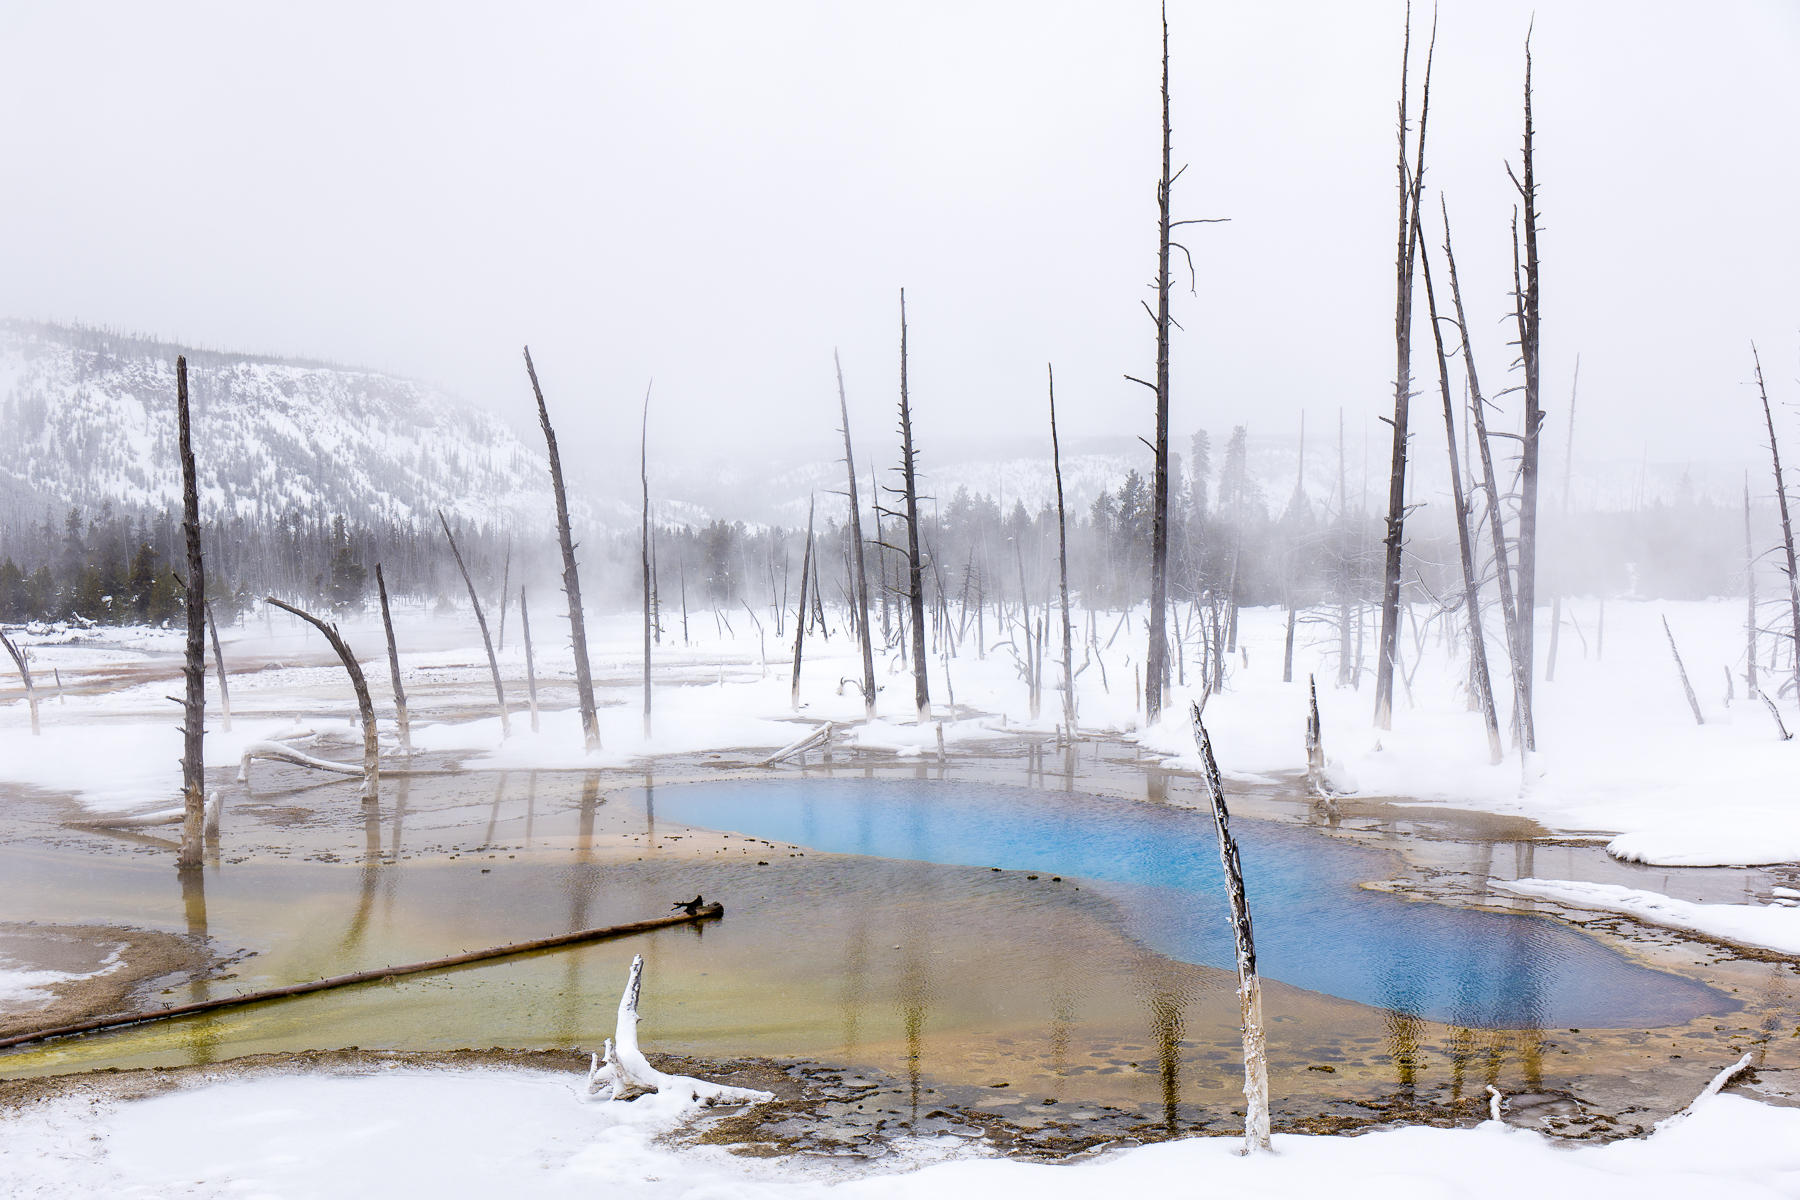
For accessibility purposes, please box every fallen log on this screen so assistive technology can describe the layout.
[757,722,832,767]
[0,904,723,1052]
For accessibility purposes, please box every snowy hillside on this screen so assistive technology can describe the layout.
[0,321,553,532]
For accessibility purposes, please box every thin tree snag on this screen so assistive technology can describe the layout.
[1190,703,1272,1154]
[203,601,232,733]
[437,509,509,738]
[520,586,541,733]
[1744,476,1759,697]
[896,290,931,721]
[266,597,380,802]
[176,355,207,871]
[1049,364,1076,733]
[1756,688,1792,741]
[525,345,599,751]
[837,349,877,718]
[1375,2,1434,732]
[1510,31,1544,719]
[1546,356,1579,682]
[375,563,411,755]
[1442,199,1533,754]
[1144,0,1175,726]
[0,906,725,1053]
[0,628,39,735]
[497,537,512,652]
[641,380,654,739]
[1422,242,1503,763]
[1753,345,1800,703]
[792,496,815,710]
[1661,614,1704,727]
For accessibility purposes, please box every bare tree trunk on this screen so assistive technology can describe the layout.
[1144,0,1174,725]
[1422,242,1503,763]
[176,355,207,871]
[1662,614,1704,727]
[205,601,231,732]
[524,346,599,750]
[1509,36,1544,720]
[1190,703,1271,1154]
[641,381,654,738]
[1049,365,1076,733]
[267,596,379,801]
[836,350,877,717]
[1336,409,1354,687]
[520,586,540,733]
[437,509,509,736]
[791,496,815,711]
[1375,3,1433,731]
[1754,344,1800,702]
[0,629,38,736]
[1546,356,1578,682]
[497,536,511,653]
[897,290,931,721]
[1442,201,1533,754]
[1745,476,1759,697]
[375,564,411,754]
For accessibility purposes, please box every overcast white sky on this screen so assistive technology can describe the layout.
[2,1,1795,475]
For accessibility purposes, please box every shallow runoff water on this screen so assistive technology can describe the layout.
[653,777,1730,1030]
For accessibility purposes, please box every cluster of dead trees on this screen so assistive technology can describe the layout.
[1365,4,1549,768]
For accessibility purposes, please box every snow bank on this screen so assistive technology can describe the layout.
[3,1068,1798,1200]
[1496,878,1800,958]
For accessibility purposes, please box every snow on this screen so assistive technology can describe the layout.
[2,1067,1798,1200]
[1495,878,1800,958]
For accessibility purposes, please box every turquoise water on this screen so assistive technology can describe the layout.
[653,778,1732,1030]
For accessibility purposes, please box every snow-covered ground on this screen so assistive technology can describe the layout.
[3,1066,1798,1200]
[4,597,1800,1196]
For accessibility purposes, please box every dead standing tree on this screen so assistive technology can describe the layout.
[1190,704,1272,1154]
[438,509,509,737]
[1125,2,1177,724]
[1049,364,1076,733]
[894,290,930,721]
[1,628,39,735]
[205,602,231,732]
[791,496,815,710]
[374,563,411,755]
[836,350,878,718]
[1507,31,1545,723]
[640,381,654,738]
[1753,344,1800,702]
[1374,2,1433,731]
[1421,242,1503,763]
[266,596,380,801]
[1442,200,1534,753]
[1545,356,1578,682]
[175,355,207,871]
[520,586,541,733]
[525,346,600,751]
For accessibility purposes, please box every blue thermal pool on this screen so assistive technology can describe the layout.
[652,777,1733,1030]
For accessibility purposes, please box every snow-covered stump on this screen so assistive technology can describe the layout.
[585,954,773,1107]
[1191,702,1273,1155]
